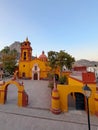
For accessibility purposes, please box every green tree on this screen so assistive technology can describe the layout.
[48,51,58,73]
[48,50,75,76]
[1,47,18,75]
[1,46,10,54]
[57,50,75,76]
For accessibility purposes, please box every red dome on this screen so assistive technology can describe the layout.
[39,51,47,61]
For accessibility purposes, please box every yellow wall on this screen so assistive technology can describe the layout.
[68,76,83,86]
[95,93,98,115]
[30,59,50,78]
[19,61,31,78]
[19,59,51,79]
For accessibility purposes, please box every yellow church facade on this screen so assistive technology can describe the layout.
[19,58,51,80]
[18,38,54,80]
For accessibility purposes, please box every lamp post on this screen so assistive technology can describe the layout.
[83,84,92,130]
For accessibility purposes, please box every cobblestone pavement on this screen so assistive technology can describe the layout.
[0,79,98,130]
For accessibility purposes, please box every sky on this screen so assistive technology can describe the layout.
[0,0,98,61]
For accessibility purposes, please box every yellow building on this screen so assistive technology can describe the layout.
[51,72,98,116]
[18,38,51,80]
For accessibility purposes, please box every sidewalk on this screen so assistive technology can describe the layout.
[0,104,98,130]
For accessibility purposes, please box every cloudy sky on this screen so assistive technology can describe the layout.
[0,0,98,61]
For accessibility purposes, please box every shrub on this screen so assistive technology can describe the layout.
[59,75,67,84]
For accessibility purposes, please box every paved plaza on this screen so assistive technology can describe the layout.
[0,79,98,130]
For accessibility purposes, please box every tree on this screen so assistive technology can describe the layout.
[1,47,18,75]
[57,50,75,76]
[1,46,10,54]
[48,50,75,76]
[48,51,58,73]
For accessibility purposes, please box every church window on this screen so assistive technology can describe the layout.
[24,52,26,60]
[34,66,37,71]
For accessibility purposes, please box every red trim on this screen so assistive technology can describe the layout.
[52,89,58,92]
[0,90,5,92]
[95,112,98,117]
[0,84,4,85]
[83,81,96,84]
[52,96,59,100]
[18,91,23,93]
[69,76,96,84]
[51,108,61,114]
[94,98,98,101]
[19,60,31,62]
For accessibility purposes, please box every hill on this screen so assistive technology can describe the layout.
[9,41,21,53]
[74,59,98,67]
[0,41,21,60]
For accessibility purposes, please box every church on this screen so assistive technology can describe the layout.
[18,38,52,80]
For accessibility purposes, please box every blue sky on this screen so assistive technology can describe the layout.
[0,0,98,61]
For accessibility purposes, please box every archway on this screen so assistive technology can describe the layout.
[0,80,28,107]
[67,92,85,111]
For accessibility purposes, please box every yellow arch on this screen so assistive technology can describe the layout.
[0,80,28,107]
[2,80,24,91]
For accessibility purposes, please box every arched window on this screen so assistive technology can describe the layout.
[24,52,26,60]
[34,66,37,71]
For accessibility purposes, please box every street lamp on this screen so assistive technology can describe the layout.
[83,84,92,130]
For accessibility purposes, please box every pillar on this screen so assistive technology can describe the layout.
[51,87,61,114]
[18,91,23,106]
[0,90,6,104]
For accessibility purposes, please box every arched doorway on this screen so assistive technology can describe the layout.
[34,73,38,80]
[68,92,85,111]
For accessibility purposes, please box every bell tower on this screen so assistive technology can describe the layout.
[20,37,32,61]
